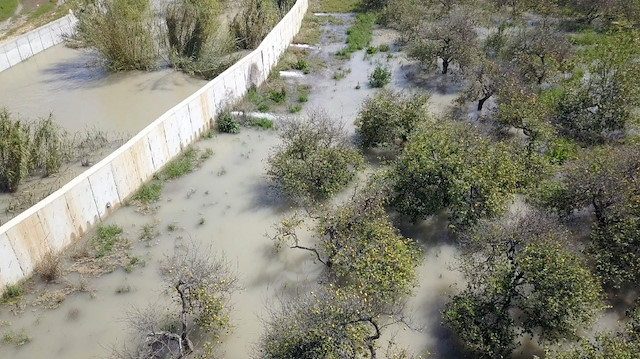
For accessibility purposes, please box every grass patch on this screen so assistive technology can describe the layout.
[289,104,303,113]
[163,147,197,179]
[1,284,23,303]
[294,14,323,44]
[378,44,390,52]
[27,1,54,21]
[0,0,18,22]
[336,13,376,59]
[269,87,287,104]
[139,223,158,241]
[92,225,124,258]
[314,0,361,12]
[249,117,274,129]
[297,84,311,102]
[2,330,31,347]
[132,182,163,205]
[567,29,605,46]
[217,112,240,134]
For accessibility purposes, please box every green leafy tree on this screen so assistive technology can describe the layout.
[444,211,605,358]
[547,145,640,289]
[355,89,431,150]
[408,10,478,74]
[271,189,422,304]
[258,286,404,359]
[502,21,572,85]
[266,110,364,204]
[555,31,640,144]
[391,121,522,226]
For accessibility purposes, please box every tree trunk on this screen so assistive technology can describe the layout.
[442,59,450,74]
[478,95,490,111]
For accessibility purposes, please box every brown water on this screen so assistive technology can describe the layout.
[0,45,206,134]
[0,18,469,359]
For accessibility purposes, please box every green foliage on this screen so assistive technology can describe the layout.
[266,111,364,203]
[248,117,274,129]
[292,59,310,74]
[0,0,18,22]
[268,87,287,104]
[93,224,125,258]
[132,182,163,205]
[368,65,392,88]
[217,112,240,134]
[336,13,376,59]
[391,121,522,226]
[1,284,23,303]
[444,212,605,358]
[166,0,220,60]
[355,89,430,149]
[314,0,361,13]
[74,0,157,71]
[231,0,278,49]
[288,104,302,113]
[378,44,390,52]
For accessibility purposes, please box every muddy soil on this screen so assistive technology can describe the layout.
[0,14,472,359]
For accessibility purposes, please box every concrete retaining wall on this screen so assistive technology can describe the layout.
[0,0,308,287]
[0,14,77,73]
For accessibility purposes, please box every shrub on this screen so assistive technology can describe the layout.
[269,87,287,104]
[231,0,278,49]
[74,0,157,71]
[166,0,220,60]
[249,117,274,129]
[378,44,390,52]
[0,110,68,192]
[35,252,62,282]
[267,110,364,203]
[355,89,430,149]
[217,112,240,134]
[368,65,392,88]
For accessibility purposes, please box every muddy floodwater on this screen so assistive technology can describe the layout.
[0,45,207,134]
[0,16,470,359]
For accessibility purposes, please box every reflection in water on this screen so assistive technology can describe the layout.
[0,44,207,135]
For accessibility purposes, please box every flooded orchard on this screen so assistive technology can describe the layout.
[0,13,467,359]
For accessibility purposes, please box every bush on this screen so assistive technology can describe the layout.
[0,109,68,192]
[217,112,240,134]
[166,0,220,60]
[267,110,364,203]
[35,252,62,282]
[2,284,23,303]
[269,87,287,104]
[74,0,157,71]
[231,0,278,49]
[368,65,392,88]
[355,89,430,149]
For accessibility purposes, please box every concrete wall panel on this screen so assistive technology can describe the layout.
[27,32,44,56]
[37,195,76,251]
[130,137,156,182]
[5,44,21,67]
[38,27,55,49]
[111,150,143,201]
[162,112,182,157]
[146,124,171,171]
[5,212,48,275]
[187,97,207,134]
[88,164,121,219]
[0,233,24,287]
[0,52,9,72]
[64,178,100,236]
[175,105,194,148]
[16,37,33,60]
